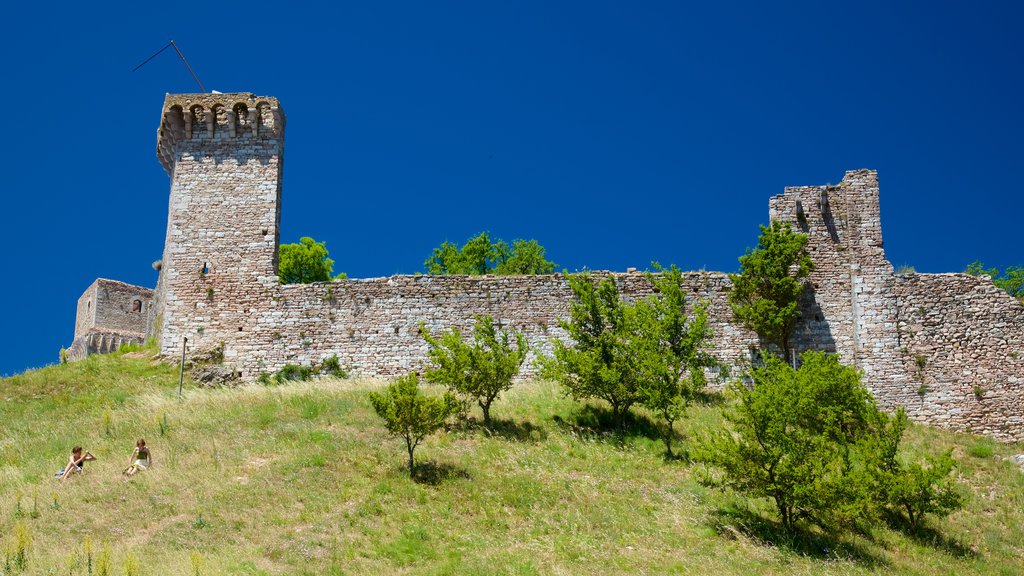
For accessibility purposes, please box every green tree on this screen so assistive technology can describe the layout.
[279,237,345,284]
[966,260,1024,300]
[634,265,718,458]
[867,409,965,530]
[495,239,558,275]
[422,316,529,431]
[728,221,814,361]
[698,352,876,531]
[425,232,556,275]
[540,274,643,431]
[369,374,461,476]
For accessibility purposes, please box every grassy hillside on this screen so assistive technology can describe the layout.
[1,347,1023,575]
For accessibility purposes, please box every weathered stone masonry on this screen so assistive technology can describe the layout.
[70,92,1024,441]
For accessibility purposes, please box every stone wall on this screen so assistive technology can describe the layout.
[893,274,1024,441]
[226,272,756,382]
[67,279,152,361]
[117,92,1023,441]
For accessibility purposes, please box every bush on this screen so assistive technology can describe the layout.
[699,352,880,531]
[274,364,312,384]
[700,351,967,533]
[317,355,348,379]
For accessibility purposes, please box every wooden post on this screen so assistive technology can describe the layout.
[178,337,188,400]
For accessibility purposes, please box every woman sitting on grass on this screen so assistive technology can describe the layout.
[55,446,95,479]
[123,438,151,476]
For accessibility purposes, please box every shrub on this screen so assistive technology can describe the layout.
[317,355,348,379]
[274,364,312,384]
[868,410,965,530]
[699,352,880,531]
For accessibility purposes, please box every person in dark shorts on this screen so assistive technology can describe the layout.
[56,446,95,479]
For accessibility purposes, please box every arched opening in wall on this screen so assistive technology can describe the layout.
[257,102,274,130]
[87,300,91,311]
[233,103,249,128]
[164,105,185,139]
[212,104,228,136]
[189,105,206,137]
[132,300,143,313]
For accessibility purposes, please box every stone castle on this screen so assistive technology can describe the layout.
[68,92,1024,441]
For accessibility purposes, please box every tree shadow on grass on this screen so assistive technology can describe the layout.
[411,460,470,487]
[694,389,726,407]
[552,404,663,444]
[707,505,888,568]
[453,416,547,442]
[880,510,977,559]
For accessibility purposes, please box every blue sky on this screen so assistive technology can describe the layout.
[1,1,1021,376]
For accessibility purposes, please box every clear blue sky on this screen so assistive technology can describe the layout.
[1,1,1021,377]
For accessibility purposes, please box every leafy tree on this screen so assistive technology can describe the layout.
[421,316,529,431]
[495,239,557,275]
[698,352,877,531]
[728,221,814,361]
[867,409,965,530]
[278,237,345,284]
[540,274,643,431]
[634,265,717,457]
[965,260,1024,300]
[425,232,557,275]
[369,374,460,476]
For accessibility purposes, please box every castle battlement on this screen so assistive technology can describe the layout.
[157,93,285,175]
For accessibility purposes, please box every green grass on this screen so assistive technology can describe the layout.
[1,348,1024,574]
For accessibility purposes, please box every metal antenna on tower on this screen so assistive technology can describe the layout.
[132,39,207,93]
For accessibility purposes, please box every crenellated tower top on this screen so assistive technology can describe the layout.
[156,92,285,175]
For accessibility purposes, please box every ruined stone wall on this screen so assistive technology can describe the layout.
[134,92,1023,440]
[152,93,284,361]
[67,279,152,361]
[893,274,1024,441]
[226,273,757,382]
[91,279,153,337]
[73,283,98,341]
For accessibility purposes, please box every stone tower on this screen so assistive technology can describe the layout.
[151,93,285,363]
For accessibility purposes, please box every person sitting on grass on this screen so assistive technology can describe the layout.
[55,446,95,479]
[123,438,151,476]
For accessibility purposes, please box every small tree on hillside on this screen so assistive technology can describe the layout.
[698,352,876,531]
[421,316,529,432]
[369,374,461,477]
[635,265,718,458]
[728,221,814,361]
[279,237,345,284]
[540,274,643,432]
